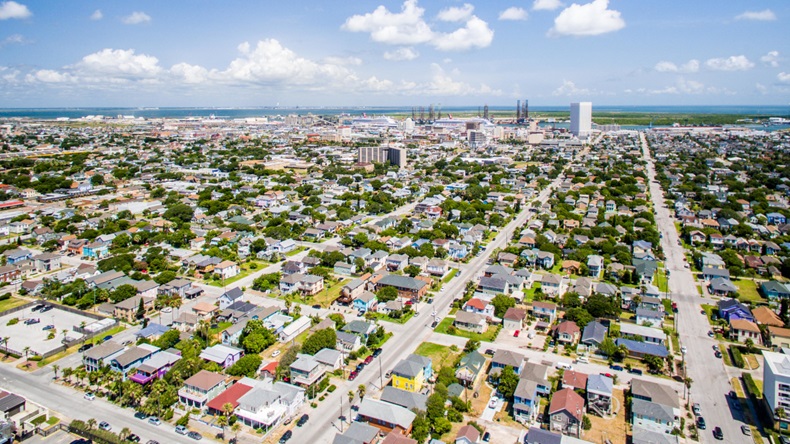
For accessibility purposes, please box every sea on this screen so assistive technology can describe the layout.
[0,105,788,120]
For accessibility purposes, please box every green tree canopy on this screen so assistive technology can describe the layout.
[301,328,337,355]
[227,354,263,378]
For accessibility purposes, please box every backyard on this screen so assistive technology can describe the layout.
[734,279,763,303]
[435,316,501,342]
[207,261,266,287]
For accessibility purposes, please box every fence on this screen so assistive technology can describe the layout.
[0,300,36,318]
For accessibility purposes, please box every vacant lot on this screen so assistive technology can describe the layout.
[435,316,501,342]
[414,342,460,370]
[586,388,627,444]
[734,279,763,303]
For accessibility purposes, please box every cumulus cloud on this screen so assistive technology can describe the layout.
[71,49,162,81]
[383,47,419,61]
[533,0,563,11]
[0,1,30,20]
[499,7,528,21]
[549,0,625,37]
[422,63,500,96]
[552,79,590,96]
[343,0,493,51]
[779,72,790,83]
[122,11,151,25]
[437,4,474,22]
[25,69,73,83]
[90,9,103,21]
[761,51,780,67]
[735,9,776,21]
[654,59,699,73]
[0,33,30,47]
[169,63,209,84]
[705,55,754,71]
[323,56,362,66]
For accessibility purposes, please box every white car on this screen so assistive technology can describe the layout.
[272,350,281,357]
[84,392,96,401]
[489,398,498,408]
[161,307,172,313]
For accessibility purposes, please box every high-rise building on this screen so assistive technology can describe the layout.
[763,350,790,425]
[388,147,408,169]
[357,146,389,164]
[570,102,592,137]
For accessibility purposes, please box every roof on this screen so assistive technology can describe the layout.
[632,425,680,444]
[731,318,761,333]
[455,425,480,443]
[380,386,428,411]
[135,323,170,338]
[0,393,25,413]
[525,427,562,444]
[768,326,790,339]
[454,310,485,325]
[504,307,527,321]
[630,378,679,408]
[616,338,669,358]
[619,323,666,340]
[548,388,584,421]
[333,422,381,444]
[84,340,124,360]
[377,274,429,291]
[392,359,423,379]
[492,349,525,369]
[632,398,675,422]
[357,398,416,430]
[221,287,244,301]
[380,433,418,444]
[205,381,254,411]
[200,344,243,363]
[753,306,785,327]
[562,370,588,389]
[581,321,607,344]
[586,374,613,395]
[184,370,226,391]
[113,345,158,368]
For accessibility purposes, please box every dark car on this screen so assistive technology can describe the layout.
[40,305,53,312]
[372,348,382,357]
[350,405,359,411]
[349,371,358,381]
[628,368,643,375]
[714,351,722,359]
[24,318,40,325]
[311,304,321,309]
[146,441,160,444]
[126,434,140,443]
[609,365,624,371]
[78,343,94,353]
[431,320,438,328]
[32,304,45,311]
[728,390,737,399]
[103,335,113,342]
[355,363,365,372]
[713,427,723,440]
[42,324,55,330]
[187,431,202,440]
[482,432,491,442]
[696,417,706,430]
[134,411,147,420]
[364,355,374,364]
[297,414,309,427]
[279,430,292,443]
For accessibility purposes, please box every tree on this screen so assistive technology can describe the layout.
[564,307,593,327]
[302,328,337,355]
[562,292,582,308]
[329,313,346,329]
[357,384,366,400]
[277,345,301,380]
[426,391,446,423]
[119,427,132,440]
[497,365,519,400]
[154,270,177,285]
[227,355,263,378]
[376,286,399,303]
[463,339,480,354]
[491,294,516,318]
[411,412,431,443]
[52,364,60,380]
[745,338,756,354]
[136,297,146,320]
[348,391,355,404]
[86,418,97,431]
[110,284,137,303]
[404,265,422,277]
[163,203,194,224]
[643,354,664,372]
[599,337,618,357]
[154,329,182,350]
[585,294,621,318]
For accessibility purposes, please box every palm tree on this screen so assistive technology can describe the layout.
[222,402,235,418]
[231,423,241,442]
[62,367,73,385]
[1,337,8,356]
[22,346,30,360]
[357,384,366,400]
[348,390,355,405]
[52,364,60,380]
[216,416,229,441]
[86,418,97,431]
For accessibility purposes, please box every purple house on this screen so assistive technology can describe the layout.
[129,350,182,385]
[199,344,244,369]
[717,298,754,322]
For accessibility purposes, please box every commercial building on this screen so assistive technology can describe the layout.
[763,350,790,430]
[570,102,592,138]
[357,146,408,169]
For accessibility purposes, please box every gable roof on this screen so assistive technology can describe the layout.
[357,398,416,430]
[548,388,584,421]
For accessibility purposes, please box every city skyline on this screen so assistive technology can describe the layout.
[0,0,789,107]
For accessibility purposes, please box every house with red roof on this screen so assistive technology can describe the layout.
[463,298,494,317]
[206,381,254,415]
[549,388,585,437]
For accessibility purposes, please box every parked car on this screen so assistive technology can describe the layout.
[161,307,172,313]
[513,330,520,337]
[40,305,53,312]
[364,355,374,364]
[609,365,624,371]
[696,417,706,430]
[78,343,94,353]
[714,351,722,359]
[187,431,202,440]
[489,398,497,408]
[692,403,701,415]
[127,434,140,443]
[482,432,491,442]
[707,330,714,337]
[349,371,358,381]
[42,324,55,331]
[146,441,160,444]
[355,363,365,372]
[103,335,113,342]
[628,368,643,375]
[431,320,438,328]
[779,436,790,444]
[741,425,751,436]
[279,430,292,443]
[297,414,309,427]
[148,417,161,426]
[372,348,382,357]
[175,425,188,435]
[681,346,687,354]
[134,411,147,420]
[713,427,723,440]
[272,350,281,357]
[84,392,95,401]
[24,318,40,325]
[32,304,45,312]
[99,421,111,431]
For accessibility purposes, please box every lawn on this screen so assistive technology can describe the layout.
[656,268,669,294]
[206,261,264,287]
[701,304,717,324]
[0,296,26,313]
[309,278,351,307]
[368,311,414,324]
[413,342,461,370]
[441,269,458,284]
[524,283,542,302]
[285,246,306,257]
[209,321,232,337]
[734,279,763,303]
[435,316,501,342]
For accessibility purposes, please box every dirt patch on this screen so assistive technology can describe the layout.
[16,360,42,371]
[585,388,627,444]
[470,383,493,416]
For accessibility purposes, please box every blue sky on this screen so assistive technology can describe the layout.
[0,0,788,107]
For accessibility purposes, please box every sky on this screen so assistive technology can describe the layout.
[0,0,788,107]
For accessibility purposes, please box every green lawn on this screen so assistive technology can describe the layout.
[368,311,414,324]
[414,342,461,370]
[435,316,501,342]
[442,269,458,284]
[701,304,717,324]
[656,268,669,293]
[308,278,351,307]
[286,246,307,257]
[209,321,232,337]
[206,261,264,287]
[0,296,27,313]
[524,283,542,302]
[734,279,763,303]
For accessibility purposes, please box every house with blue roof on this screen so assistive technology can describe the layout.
[615,338,669,359]
[135,323,170,341]
[717,298,754,322]
[762,281,790,300]
[767,212,787,225]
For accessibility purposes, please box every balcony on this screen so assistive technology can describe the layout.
[130,372,154,385]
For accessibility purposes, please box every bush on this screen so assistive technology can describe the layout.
[175,414,190,427]
[582,415,592,430]
[743,372,762,398]
[327,385,337,393]
[29,355,42,361]
[0,293,10,301]
[7,318,19,326]
[447,408,463,422]
[731,346,745,368]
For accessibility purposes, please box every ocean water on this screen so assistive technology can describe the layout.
[0,105,787,120]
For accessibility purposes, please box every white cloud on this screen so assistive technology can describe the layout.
[422,63,500,96]
[677,77,705,94]
[705,55,754,71]
[342,0,433,45]
[343,0,493,51]
[169,63,209,84]
[761,51,780,67]
[67,48,163,83]
[323,56,363,66]
[90,10,103,21]
[25,69,73,83]
[552,79,589,96]
[778,72,790,83]
[432,16,494,51]
[533,0,563,11]
[654,59,699,73]
[549,0,625,37]
[437,4,474,22]
[122,11,151,25]
[499,7,528,21]
[0,33,29,47]
[0,1,29,20]
[736,9,776,21]
[383,47,419,61]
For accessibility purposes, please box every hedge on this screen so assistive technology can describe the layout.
[743,372,762,399]
[70,419,126,444]
[731,346,745,368]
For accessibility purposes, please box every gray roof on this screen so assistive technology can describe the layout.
[392,359,423,379]
[635,307,664,319]
[221,287,244,301]
[380,386,428,411]
[586,374,613,396]
[336,331,361,345]
[454,310,485,324]
[632,399,675,423]
[492,349,525,369]
[377,274,428,291]
[0,393,25,413]
[581,321,607,345]
[332,422,381,444]
[113,345,158,368]
[357,398,416,430]
[631,379,679,409]
[84,340,124,360]
[632,425,680,444]
[525,427,562,444]
[520,362,549,383]
[514,379,539,401]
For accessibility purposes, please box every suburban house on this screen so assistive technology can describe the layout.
[730,319,762,345]
[178,370,228,411]
[635,308,664,328]
[620,323,666,345]
[455,425,481,444]
[615,339,669,360]
[234,380,306,431]
[129,350,181,385]
[218,287,245,310]
[717,299,754,322]
[380,386,428,412]
[762,281,790,300]
[551,321,581,345]
[767,326,790,349]
[586,374,613,416]
[200,344,244,369]
[391,354,432,393]
[374,275,429,301]
[532,301,558,325]
[549,388,585,437]
[580,321,607,349]
[490,349,525,378]
[110,344,161,380]
[353,291,378,314]
[113,295,155,323]
[503,308,527,331]
[455,351,486,387]
[83,341,125,372]
[453,311,487,334]
[514,379,540,424]
[356,398,416,435]
[632,399,678,434]
[215,261,240,280]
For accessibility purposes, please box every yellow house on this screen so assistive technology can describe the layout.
[391,356,427,392]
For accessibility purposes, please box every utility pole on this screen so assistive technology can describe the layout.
[339,394,344,432]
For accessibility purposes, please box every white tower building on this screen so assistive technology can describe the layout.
[570,102,592,137]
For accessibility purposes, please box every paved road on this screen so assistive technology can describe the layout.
[292,153,580,444]
[641,133,751,444]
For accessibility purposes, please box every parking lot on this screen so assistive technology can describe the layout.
[21,429,82,444]
[496,325,548,351]
[0,304,98,356]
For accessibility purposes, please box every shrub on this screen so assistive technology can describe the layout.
[743,372,762,398]
[731,346,745,368]
[327,385,337,393]
[0,293,10,301]
[29,355,42,361]
[7,318,19,326]
[175,414,189,427]
[582,415,592,430]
